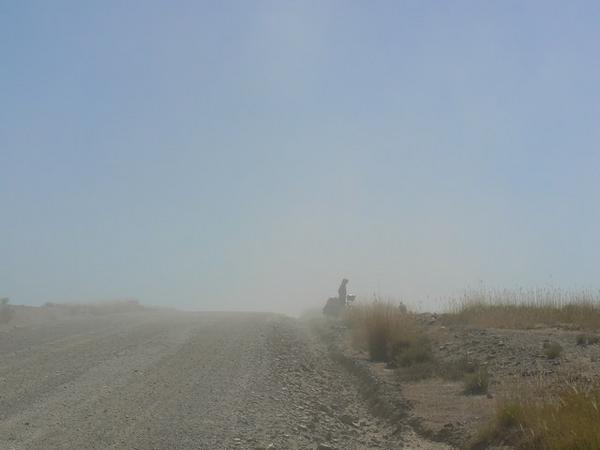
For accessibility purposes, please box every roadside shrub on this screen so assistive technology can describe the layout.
[398,354,482,383]
[472,399,524,448]
[345,301,430,364]
[576,334,600,346]
[394,335,433,367]
[355,302,400,361]
[0,297,14,324]
[472,383,600,449]
[495,400,523,428]
[543,341,562,359]
[463,367,489,395]
[399,360,438,381]
[440,355,481,381]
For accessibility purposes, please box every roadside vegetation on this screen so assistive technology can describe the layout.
[576,333,600,346]
[343,290,600,447]
[472,380,600,449]
[462,366,490,395]
[344,301,490,393]
[445,288,600,330]
[542,341,563,359]
[344,300,431,366]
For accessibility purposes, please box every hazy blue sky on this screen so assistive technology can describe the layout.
[2,1,600,313]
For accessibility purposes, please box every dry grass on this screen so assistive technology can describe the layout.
[345,302,495,388]
[441,355,480,380]
[472,380,600,449]
[445,288,600,330]
[463,367,490,395]
[344,301,432,366]
[543,341,563,359]
[576,333,600,346]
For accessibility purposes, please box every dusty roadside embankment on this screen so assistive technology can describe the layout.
[322,307,600,449]
[0,309,448,449]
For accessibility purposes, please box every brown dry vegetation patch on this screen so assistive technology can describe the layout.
[344,302,433,367]
[472,377,600,449]
[444,288,600,330]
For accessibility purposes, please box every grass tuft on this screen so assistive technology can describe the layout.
[543,341,563,359]
[576,333,600,346]
[345,301,431,366]
[463,366,490,395]
[472,382,600,449]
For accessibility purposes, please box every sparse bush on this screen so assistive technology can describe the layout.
[576,333,600,346]
[344,301,439,383]
[495,400,523,428]
[399,360,439,381]
[345,301,431,365]
[346,300,502,385]
[397,354,483,383]
[440,355,480,381]
[463,366,489,395]
[472,399,524,448]
[472,382,600,449]
[543,341,562,359]
[0,297,14,324]
[394,335,434,367]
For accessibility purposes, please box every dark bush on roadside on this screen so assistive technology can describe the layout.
[345,302,494,388]
[440,355,480,381]
[391,335,434,367]
[345,301,433,367]
[543,341,563,359]
[576,334,600,346]
[463,366,489,395]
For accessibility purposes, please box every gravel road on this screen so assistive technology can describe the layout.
[0,311,446,449]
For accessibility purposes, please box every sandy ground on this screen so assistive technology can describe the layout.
[0,310,447,450]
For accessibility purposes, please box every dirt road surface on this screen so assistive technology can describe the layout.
[0,311,447,449]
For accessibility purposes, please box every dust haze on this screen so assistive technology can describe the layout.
[3,3,600,449]
[3,3,600,315]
